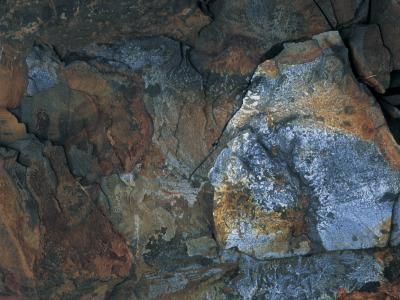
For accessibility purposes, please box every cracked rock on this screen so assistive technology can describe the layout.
[209,31,400,259]
[371,0,400,70]
[342,24,392,94]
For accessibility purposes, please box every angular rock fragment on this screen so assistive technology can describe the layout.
[342,24,391,93]
[209,31,400,259]
[371,0,400,70]
[0,109,27,145]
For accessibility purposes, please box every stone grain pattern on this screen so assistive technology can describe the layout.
[209,32,400,259]
[1,0,400,299]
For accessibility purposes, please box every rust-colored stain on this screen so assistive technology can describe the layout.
[337,282,400,299]
[277,41,322,65]
[259,60,279,78]
[213,184,310,254]
[62,62,153,176]
[0,46,26,109]
[207,44,260,75]
[265,60,400,170]
[25,146,133,288]
[0,109,27,144]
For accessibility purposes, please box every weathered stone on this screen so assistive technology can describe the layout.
[0,148,39,298]
[0,1,210,53]
[98,158,217,271]
[1,137,133,299]
[314,0,338,28]
[21,51,153,181]
[26,44,60,96]
[331,0,370,26]
[2,1,400,298]
[209,31,400,259]
[342,24,391,93]
[0,45,26,108]
[371,0,400,70]
[110,263,237,300]
[193,0,331,75]
[229,249,386,299]
[79,37,239,177]
[186,236,218,258]
[0,109,27,145]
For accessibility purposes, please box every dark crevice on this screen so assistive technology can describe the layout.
[259,42,285,61]
[189,78,253,180]
[312,0,335,30]
[197,0,214,18]
[338,24,400,145]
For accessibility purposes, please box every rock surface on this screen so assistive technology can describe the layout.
[1,1,400,299]
[371,0,400,70]
[342,24,392,93]
[209,32,400,259]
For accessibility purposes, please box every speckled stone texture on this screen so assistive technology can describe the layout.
[1,1,400,299]
[209,31,400,259]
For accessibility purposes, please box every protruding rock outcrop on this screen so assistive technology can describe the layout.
[210,32,400,259]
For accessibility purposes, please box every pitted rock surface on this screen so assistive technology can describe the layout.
[209,31,400,259]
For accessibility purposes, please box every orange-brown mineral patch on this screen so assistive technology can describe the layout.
[0,46,26,109]
[266,58,400,170]
[28,148,133,287]
[207,43,260,75]
[62,62,153,176]
[277,40,322,65]
[0,109,27,144]
[213,184,310,254]
[305,75,400,170]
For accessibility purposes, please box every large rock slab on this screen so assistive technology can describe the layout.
[209,31,400,259]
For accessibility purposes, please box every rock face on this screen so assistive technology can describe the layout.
[209,32,400,259]
[371,0,400,70]
[342,24,392,93]
[232,249,386,299]
[1,1,400,299]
